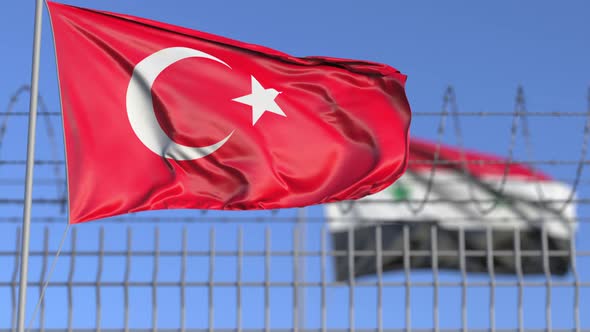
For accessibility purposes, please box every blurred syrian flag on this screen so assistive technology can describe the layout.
[325,139,577,280]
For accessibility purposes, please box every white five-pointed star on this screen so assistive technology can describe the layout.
[232,76,286,125]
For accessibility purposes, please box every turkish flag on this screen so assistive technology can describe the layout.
[47,2,412,224]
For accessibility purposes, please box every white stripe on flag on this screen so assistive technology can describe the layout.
[326,171,576,239]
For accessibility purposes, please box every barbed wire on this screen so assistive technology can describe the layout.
[342,86,589,217]
[1,86,589,332]
[1,85,588,221]
[0,85,67,212]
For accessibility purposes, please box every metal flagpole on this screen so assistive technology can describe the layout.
[297,207,307,330]
[17,0,44,331]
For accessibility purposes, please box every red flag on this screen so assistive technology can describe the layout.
[47,2,411,224]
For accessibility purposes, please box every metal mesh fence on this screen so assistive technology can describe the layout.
[0,85,589,331]
[0,220,589,332]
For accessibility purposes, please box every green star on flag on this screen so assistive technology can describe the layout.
[390,182,410,201]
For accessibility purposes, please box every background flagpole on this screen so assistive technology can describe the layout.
[17,0,44,331]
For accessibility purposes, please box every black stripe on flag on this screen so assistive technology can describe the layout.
[331,222,570,281]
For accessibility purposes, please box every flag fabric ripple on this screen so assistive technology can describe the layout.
[47,2,411,224]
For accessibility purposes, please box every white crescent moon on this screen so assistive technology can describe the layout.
[126,47,234,160]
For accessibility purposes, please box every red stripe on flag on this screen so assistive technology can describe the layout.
[409,139,551,181]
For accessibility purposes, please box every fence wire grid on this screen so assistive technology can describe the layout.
[0,85,589,332]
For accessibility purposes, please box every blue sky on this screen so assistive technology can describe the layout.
[0,0,589,330]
